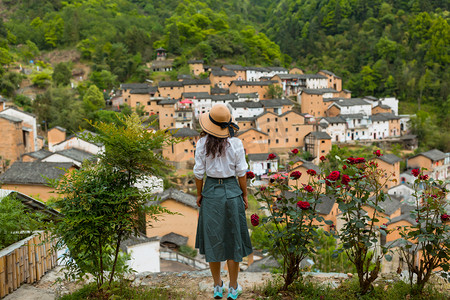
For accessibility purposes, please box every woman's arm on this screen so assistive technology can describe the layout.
[238,175,248,210]
[195,178,204,207]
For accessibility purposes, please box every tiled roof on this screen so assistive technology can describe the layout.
[363,96,378,101]
[223,64,245,71]
[22,149,52,160]
[158,98,178,105]
[181,79,211,85]
[377,153,402,165]
[211,68,236,77]
[297,161,321,173]
[371,113,400,122]
[1,107,37,118]
[187,59,204,64]
[332,98,371,106]
[235,116,257,122]
[248,153,275,161]
[161,232,188,247]
[182,92,211,99]
[211,94,239,101]
[0,162,75,185]
[245,66,269,72]
[260,99,293,107]
[52,126,67,132]
[211,87,229,95]
[319,70,341,78]
[229,101,263,108]
[266,66,288,72]
[52,148,95,163]
[275,74,327,80]
[231,80,275,86]
[237,93,258,98]
[322,116,346,124]
[154,188,197,209]
[412,149,447,161]
[130,86,158,94]
[368,194,403,215]
[168,127,199,138]
[177,74,192,80]
[0,114,22,123]
[0,189,60,218]
[302,88,339,95]
[121,83,149,90]
[339,113,366,119]
[158,81,183,88]
[308,131,332,140]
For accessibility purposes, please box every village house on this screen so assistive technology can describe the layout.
[211,86,229,95]
[120,83,155,104]
[209,68,237,88]
[248,153,278,177]
[374,153,402,190]
[237,128,269,154]
[47,126,66,150]
[182,79,211,94]
[326,98,373,117]
[304,131,332,163]
[289,67,304,74]
[317,70,342,91]
[0,114,29,165]
[41,148,95,167]
[173,99,195,129]
[182,92,212,117]
[210,94,240,107]
[388,183,416,205]
[177,74,192,81]
[319,116,347,142]
[236,92,259,102]
[298,88,341,117]
[371,113,401,138]
[222,65,246,81]
[162,127,199,169]
[146,188,198,248]
[228,80,277,100]
[260,98,294,114]
[407,149,448,180]
[228,101,264,119]
[372,102,392,115]
[0,107,39,154]
[187,59,204,76]
[271,74,329,97]
[158,98,177,130]
[235,116,257,131]
[0,161,78,201]
[158,81,183,99]
[149,48,173,72]
[50,130,104,154]
[256,111,315,152]
[245,67,269,82]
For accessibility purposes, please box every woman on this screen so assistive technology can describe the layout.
[194,104,253,300]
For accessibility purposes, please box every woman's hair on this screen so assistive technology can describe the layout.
[201,131,229,158]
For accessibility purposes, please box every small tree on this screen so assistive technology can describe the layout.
[50,114,178,291]
[253,153,325,290]
[330,154,393,295]
[266,84,283,99]
[398,169,449,293]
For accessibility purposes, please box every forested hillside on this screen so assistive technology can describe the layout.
[0,0,448,149]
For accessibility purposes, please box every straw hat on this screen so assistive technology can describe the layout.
[199,104,239,138]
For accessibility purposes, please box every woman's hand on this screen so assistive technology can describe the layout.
[197,195,202,207]
[242,194,248,210]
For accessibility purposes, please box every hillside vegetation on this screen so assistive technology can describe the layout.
[0,0,448,149]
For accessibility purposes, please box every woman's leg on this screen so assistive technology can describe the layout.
[226,260,239,289]
[209,262,222,286]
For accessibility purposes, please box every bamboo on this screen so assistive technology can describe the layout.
[0,256,5,298]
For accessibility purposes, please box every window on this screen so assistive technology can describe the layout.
[285,128,288,132]
[321,140,325,143]
[184,149,188,153]
[165,114,168,117]
[171,123,173,126]
[285,117,288,121]
[268,129,270,133]
[275,128,278,132]
[275,118,278,121]
[267,118,270,122]
[268,139,271,144]
[322,150,325,153]
[276,139,279,144]
[147,101,151,105]
[286,138,289,142]
[296,127,299,131]
[296,138,298,142]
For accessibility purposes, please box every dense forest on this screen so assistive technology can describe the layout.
[0,0,448,149]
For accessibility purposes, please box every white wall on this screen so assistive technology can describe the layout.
[306,78,328,89]
[339,104,372,116]
[126,241,160,273]
[369,120,390,139]
[380,97,399,115]
[230,107,264,118]
[250,160,278,176]
[323,123,347,142]
[388,185,415,203]
[51,137,103,154]
[42,153,82,166]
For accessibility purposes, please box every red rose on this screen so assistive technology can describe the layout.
[246,171,255,179]
[441,214,450,222]
[297,201,311,210]
[320,156,326,161]
[341,174,351,185]
[267,153,277,160]
[342,165,347,170]
[347,157,355,164]
[251,214,260,226]
[374,150,382,157]
[306,169,317,176]
[327,171,341,181]
[291,148,299,154]
[419,174,429,180]
[412,169,420,177]
[304,185,314,192]
[356,157,366,164]
[290,171,302,180]
[260,186,266,191]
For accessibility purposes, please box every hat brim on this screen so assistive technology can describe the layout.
[199,113,237,138]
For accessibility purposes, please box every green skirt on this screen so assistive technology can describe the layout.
[195,176,253,262]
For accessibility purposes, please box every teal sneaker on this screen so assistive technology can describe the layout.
[226,283,242,300]
[213,281,225,299]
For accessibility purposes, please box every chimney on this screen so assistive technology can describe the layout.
[48,126,66,151]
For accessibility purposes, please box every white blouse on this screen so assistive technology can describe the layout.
[193,136,248,180]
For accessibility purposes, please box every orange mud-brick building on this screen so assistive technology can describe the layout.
[162,128,200,169]
[47,126,67,150]
[146,188,199,248]
[182,79,211,94]
[237,128,269,154]
[222,65,246,81]
[0,162,78,201]
[260,99,294,114]
[304,131,332,163]
[158,81,183,99]
[317,70,342,91]
[373,153,402,190]
[188,59,204,76]
[0,114,30,165]
[228,81,277,100]
[209,68,237,88]
[407,149,448,181]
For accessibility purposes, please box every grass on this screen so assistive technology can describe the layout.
[256,277,449,300]
[60,281,195,300]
